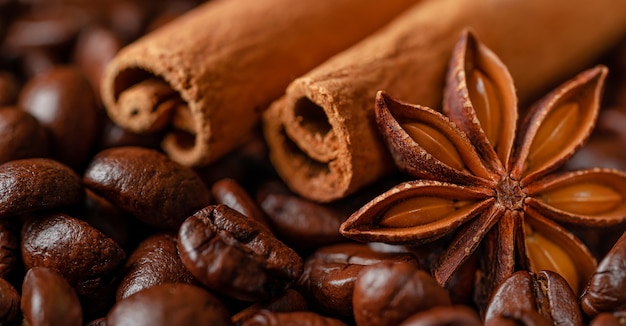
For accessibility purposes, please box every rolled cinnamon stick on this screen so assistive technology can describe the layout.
[101,0,418,166]
[263,0,626,202]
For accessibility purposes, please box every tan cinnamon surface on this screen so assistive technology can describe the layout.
[100,0,418,167]
[263,0,626,202]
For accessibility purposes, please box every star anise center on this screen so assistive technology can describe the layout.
[495,175,525,211]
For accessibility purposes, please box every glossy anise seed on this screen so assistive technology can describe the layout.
[523,223,578,293]
[540,182,622,215]
[526,102,579,174]
[380,197,462,228]
[342,30,625,306]
[468,69,502,148]
[401,122,466,171]
[514,66,605,181]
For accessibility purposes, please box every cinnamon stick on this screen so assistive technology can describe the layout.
[100,0,418,166]
[263,0,626,202]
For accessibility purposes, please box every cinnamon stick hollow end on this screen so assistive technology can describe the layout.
[263,0,626,202]
[101,35,215,167]
[101,0,422,167]
[263,79,394,203]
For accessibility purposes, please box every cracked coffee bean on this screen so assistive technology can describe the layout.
[484,270,583,325]
[178,204,303,302]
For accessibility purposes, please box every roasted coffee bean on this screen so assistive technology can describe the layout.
[581,231,626,317]
[0,72,19,106]
[298,242,418,319]
[353,261,451,326]
[85,317,107,326]
[590,311,626,326]
[484,270,583,325]
[107,0,147,43]
[73,26,122,99]
[83,146,211,230]
[398,306,482,326]
[96,118,162,150]
[18,66,99,168]
[258,190,346,250]
[106,283,232,326]
[21,267,82,326]
[0,107,50,164]
[213,178,270,227]
[232,289,308,325]
[240,310,348,326]
[0,158,83,218]
[21,213,125,303]
[0,220,18,278]
[0,277,20,324]
[116,232,195,301]
[15,49,58,78]
[178,204,303,301]
[81,189,130,248]
[3,6,86,53]
[484,309,552,326]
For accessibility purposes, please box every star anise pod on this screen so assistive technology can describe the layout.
[339,30,626,301]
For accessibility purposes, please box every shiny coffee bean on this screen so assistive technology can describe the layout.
[178,204,303,302]
[83,146,211,230]
[298,243,418,319]
[590,311,626,326]
[0,277,20,324]
[81,189,130,248]
[85,317,107,326]
[398,306,481,326]
[106,283,232,326]
[18,66,99,168]
[0,220,18,278]
[0,158,83,218]
[353,261,451,326]
[240,310,348,326]
[258,190,346,250]
[232,289,308,325]
[21,213,126,301]
[484,270,583,325]
[96,118,162,150]
[21,267,82,326]
[0,72,19,106]
[73,26,122,99]
[3,7,86,53]
[16,49,58,78]
[581,231,626,317]
[484,309,552,326]
[213,178,269,227]
[107,0,147,43]
[116,232,195,301]
[0,107,50,164]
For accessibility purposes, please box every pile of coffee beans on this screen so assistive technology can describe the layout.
[1,1,626,325]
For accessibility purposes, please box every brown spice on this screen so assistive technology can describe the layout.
[340,30,626,305]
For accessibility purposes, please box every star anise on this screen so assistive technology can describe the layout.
[339,30,626,302]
